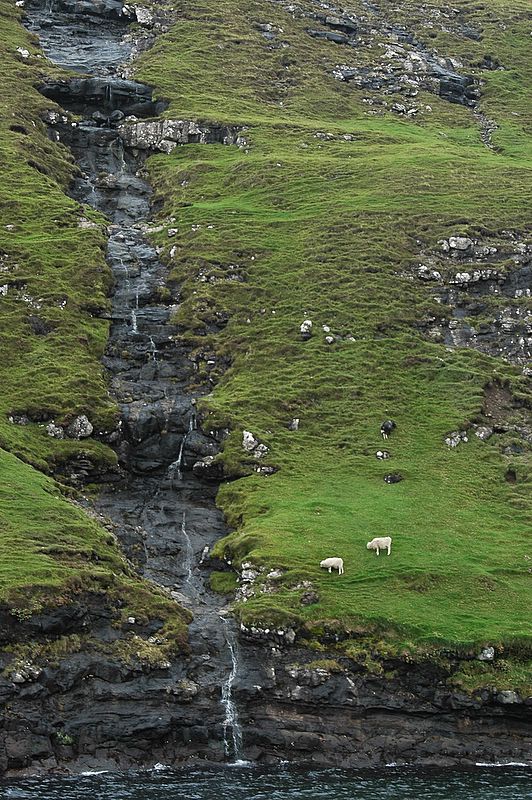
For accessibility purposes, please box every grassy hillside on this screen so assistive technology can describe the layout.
[0,0,118,472]
[134,0,532,674]
[0,0,187,656]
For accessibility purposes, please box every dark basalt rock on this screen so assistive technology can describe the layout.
[39,78,166,118]
[384,472,403,484]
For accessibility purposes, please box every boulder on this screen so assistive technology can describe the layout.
[448,236,474,251]
[474,425,493,441]
[242,430,259,452]
[384,473,403,484]
[66,414,93,439]
[46,422,65,439]
[497,690,520,704]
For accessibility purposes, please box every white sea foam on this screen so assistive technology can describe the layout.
[80,770,109,776]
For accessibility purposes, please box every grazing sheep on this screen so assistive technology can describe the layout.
[380,420,396,439]
[320,557,344,575]
[376,450,390,460]
[366,536,392,556]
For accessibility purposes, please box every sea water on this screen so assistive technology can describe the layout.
[1,765,531,799]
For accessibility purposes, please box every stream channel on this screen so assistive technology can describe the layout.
[24,0,245,765]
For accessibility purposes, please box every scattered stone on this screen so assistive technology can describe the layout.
[497,690,520,704]
[241,567,260,582]
[474,425,493,441]
[417,265,442,281]
[242,430,259,452]
[478,646,495,662]
[66,414,93,439]
[133,6,154,26]
[9,414,29,425]
[325,335,335,344]
[254,464,277,476]
[384,472,403,484]
[254,443,269,458]
[167,228,178,237]
[11,663,41,684]
[46,422,65,439]
[267,569,284,580]
[78,217,100,230]
[444,430,468,448]
[300,590,320,606]
[127,617,136,625]
[448,236,474,251]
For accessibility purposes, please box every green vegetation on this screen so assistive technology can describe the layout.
[0,0,117,472]
[0,448,190,650]
[134,0,532,683]
[210,570,239,594]
[0,0,187,648]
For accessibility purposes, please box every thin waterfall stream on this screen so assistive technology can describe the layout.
[220,616,245,763]
[24,0,245,764]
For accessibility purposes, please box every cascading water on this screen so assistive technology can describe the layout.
[25,0,246,765]
[175,413,196,481]
[180,510,194,585]
[220,616,244,763]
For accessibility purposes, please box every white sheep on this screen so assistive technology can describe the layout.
[320,557,344,575]
[366,536,392,556]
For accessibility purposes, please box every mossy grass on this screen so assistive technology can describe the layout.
[0,0,118,471]
[0,447,190,649]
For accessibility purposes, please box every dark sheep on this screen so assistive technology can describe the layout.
[380,420,396,439]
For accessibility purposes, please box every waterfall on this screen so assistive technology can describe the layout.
[175,413,195,480]
[220,615,244,763]
[180,510,194,584]
[148,336,157,360]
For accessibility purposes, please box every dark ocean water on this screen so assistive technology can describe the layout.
[1,765,531,800]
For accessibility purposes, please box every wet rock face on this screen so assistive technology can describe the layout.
[40,77,165,118]
[215,641,532,768]
[25,0,134,74]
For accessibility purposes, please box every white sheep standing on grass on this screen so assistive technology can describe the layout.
[366,536,392,556]
[320,557,344,575]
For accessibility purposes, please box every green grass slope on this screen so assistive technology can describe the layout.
[0,0,118,472]
[0,0,187,656]
[133,0,532,678]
